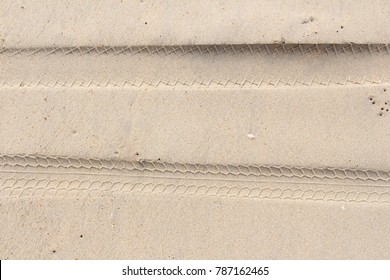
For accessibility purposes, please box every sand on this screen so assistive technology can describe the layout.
[1,1,390,259]
[2,0,390,46]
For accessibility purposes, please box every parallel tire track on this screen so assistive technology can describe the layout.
[1,155,390,203]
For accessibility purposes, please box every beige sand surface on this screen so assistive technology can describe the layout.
[1,1,390,259]
[2,0,390,46]
[1,85,390,169]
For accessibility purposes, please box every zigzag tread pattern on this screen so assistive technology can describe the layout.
[1,177,390,203]
[1,44,390,56]
[1,155,390,183]
[2,76,390,88]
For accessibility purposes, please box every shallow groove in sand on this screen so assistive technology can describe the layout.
[2,44,390,89]
[1,44,390,56]
[1,155,390,203]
